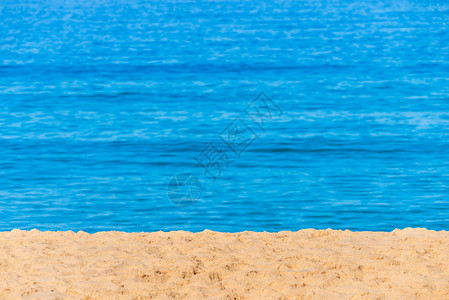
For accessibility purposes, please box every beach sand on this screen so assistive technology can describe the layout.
[0,228,448,299]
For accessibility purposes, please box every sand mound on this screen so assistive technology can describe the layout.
[0,228,448,299]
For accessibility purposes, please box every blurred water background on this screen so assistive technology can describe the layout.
[1,0,449,232]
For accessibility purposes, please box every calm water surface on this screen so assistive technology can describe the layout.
[1,0,449,232]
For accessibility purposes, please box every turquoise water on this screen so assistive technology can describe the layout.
[1,0,449,232]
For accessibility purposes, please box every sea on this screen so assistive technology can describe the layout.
[1,0,449,232]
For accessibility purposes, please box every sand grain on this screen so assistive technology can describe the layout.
[0,228,448,299]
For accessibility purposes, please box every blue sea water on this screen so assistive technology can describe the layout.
[1,0,449,232]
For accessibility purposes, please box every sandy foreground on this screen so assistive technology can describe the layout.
[0,229,448,299]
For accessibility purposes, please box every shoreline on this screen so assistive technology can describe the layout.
[1,228,448,299]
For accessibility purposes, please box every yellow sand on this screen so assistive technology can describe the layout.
[0,228,448,299]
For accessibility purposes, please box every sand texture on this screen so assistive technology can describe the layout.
[0,228,448,299]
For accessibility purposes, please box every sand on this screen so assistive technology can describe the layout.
[0,228,448,299]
